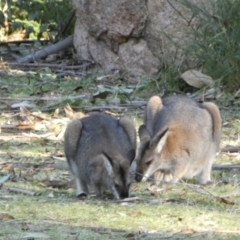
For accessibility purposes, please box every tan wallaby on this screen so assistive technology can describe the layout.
[135,95,221,185]
[64,113,136,200]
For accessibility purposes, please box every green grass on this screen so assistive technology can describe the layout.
[1,133,240,239]
[1,181,240,239]
[1,69,240,239]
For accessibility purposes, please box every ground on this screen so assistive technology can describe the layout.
[0,67,240,240]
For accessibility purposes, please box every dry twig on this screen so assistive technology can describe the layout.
[7,187,36,196]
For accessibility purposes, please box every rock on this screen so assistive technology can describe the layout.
[72,0,207,80]
[118,39,161,78]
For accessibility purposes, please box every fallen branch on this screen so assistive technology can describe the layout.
[2,62,93,70]
[7,187,36,196]
[51,156,66,161]
[18,35,74,63]
[182,183,235,205]
[44,180,69,189]
[221,146,240,153]
[0,40,49,46]
[212,164,240,170]
[82,102,146,112]
[116,197,142,203]
[0,94,89,101]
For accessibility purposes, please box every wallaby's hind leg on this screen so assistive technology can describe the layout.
[76,177,89,198]
[109,185,120,200]
[92,183,103,199]
[64,119,87,197]
[69,160,89,197]
[197,154,215,185]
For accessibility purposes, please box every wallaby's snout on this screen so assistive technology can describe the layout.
[64,113,136,200]
[135,172,143,182]
[135,95,222,185]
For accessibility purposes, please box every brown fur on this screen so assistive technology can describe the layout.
[64,113,136,200]
[135,95,222,185]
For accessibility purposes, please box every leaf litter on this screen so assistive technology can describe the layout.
[1,69,240,239]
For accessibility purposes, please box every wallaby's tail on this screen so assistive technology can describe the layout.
[64,119,82,160]
[145,96,163,136]
[202,102,222,150]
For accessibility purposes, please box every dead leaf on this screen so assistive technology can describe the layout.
[116,197,142,203]
[147,185,164,192]
[117,212,127,217]
[17,122,36,130]
[64,104,85,119]
[53,108,59,118]
[130,212,142,217]
[22,232,50,239]
[11,101,36,109]
[184,228,197,234]
[33,171,48,182]
[124,232,135,238]
[217,197,235,205]
[0,174,10,184]
[0,213,15,220]
[181,70,214,88]
[48,192,54,198]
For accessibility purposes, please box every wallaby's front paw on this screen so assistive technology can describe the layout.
[77,193,88,200]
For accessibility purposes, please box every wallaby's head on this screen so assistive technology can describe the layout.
[102,149,135,199]
[135,124,169,183]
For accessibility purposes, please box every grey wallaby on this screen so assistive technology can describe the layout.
[135,95,222,185]
[64,113,136,200]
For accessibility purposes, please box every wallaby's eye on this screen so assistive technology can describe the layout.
[146,160,153,166]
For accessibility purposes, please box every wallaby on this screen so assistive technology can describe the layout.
[135,95,221,185]
[64,113,136,200]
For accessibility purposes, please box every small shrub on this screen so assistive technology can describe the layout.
[179,0,240,90]
[0,0,73,40]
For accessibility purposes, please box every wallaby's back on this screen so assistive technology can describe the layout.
[76,114,135,170]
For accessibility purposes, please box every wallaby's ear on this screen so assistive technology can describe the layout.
[150,128,169,154]
[102,152,114,175]
[138,125,151,143]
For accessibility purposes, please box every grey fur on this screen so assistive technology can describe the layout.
[64,113,136,200]
[135,95,222,185]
